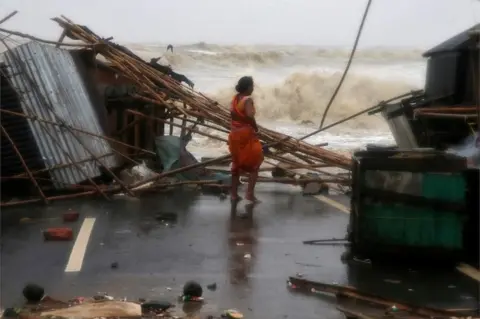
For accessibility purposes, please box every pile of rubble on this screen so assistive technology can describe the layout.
[2,282,242,319]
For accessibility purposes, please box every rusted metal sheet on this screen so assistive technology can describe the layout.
[1,41,119,189]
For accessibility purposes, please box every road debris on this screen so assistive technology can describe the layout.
[207,283,217,291]
[62,209,79,222]
[287,276,475,318]
[42,228,73,241]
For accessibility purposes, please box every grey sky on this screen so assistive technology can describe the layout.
[1,0,479,48]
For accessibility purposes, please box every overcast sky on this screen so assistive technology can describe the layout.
[0,0,479,48]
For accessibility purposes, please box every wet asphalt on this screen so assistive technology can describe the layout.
[1,183,479,318]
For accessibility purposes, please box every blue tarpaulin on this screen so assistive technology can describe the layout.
[154,135,231,185]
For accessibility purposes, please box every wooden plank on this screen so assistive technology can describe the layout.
[457,263,480,282]
[288,276,465,318]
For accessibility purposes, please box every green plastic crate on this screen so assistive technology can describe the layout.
[359,203,465,249]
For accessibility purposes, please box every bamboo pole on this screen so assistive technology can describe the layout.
[414,112,478,119]
[1,190,97,207]
[126,109,228,142]
[1,125,49,204]
[113,117,144,137]
[251,177,349,184]
[133,95,230,133]
[415,106,480,113]
[0,108,155,155]
[0,26,95,47]
[0,11,18,25]
[12,153,114,178]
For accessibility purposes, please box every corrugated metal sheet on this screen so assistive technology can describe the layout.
[423,23,480,57]
[1,41,119,189]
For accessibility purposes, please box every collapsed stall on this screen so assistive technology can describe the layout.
[0,15,352,207]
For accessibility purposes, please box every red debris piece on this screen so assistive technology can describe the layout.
[63,210,79,222]
[43,228,73,241]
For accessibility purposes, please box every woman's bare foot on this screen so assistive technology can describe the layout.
[231,195,243,202]
[245,194,260,203]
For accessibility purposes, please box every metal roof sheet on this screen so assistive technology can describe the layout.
[1,41,119,189]
[423,23,480,57]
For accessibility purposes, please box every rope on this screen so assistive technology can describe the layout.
[302,0,373,141]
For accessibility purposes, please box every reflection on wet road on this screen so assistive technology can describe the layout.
[228,202,257,286]
[0,184,478,317]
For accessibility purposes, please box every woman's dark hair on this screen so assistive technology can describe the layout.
[235,76,254,94]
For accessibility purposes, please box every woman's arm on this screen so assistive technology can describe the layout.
[244,98,259,132]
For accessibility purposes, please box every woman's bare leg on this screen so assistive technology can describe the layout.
[230,174,242,201]
[245,170,259,202]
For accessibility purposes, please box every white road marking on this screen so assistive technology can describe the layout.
[456,263,480,282]
[64,217,96,272]
[282,184,350,214]
[314,195,350,214]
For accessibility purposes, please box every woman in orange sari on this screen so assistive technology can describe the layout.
[229,76,264,202]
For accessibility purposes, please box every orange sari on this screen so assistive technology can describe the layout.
[228,95,264,175]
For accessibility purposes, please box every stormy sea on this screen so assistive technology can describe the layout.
[127,42,425,157]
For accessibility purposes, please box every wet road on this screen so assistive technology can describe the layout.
[1,184,479,318]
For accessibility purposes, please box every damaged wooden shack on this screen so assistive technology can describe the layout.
[0,41,169,205]
[0,17,352,207]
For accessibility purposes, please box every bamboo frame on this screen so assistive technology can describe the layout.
[50,17,351,170]
[1,124,48,203]
[0,16,354,207]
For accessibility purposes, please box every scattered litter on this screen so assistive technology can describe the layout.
[41,301,141,318]
[183,281,203,298]
[114,229,132,234]
[408,288,414,292]
[236,242,244,246]
[155,212,178,222]
[93,293,114,301]
[223,309,244,318]
[63,209,79,222]
[141,300,174,314]
[43,228,73,241]
[23,283,45,303]
[244,253,251,259]
[166,287,172,291]
[448,285,456,289]
[19,217,32,224]
[287,281,298,289]
[294,262,322,268]
[352,257,371,264]
[69,297,85,305]
[207,283,217,291]
[2,308,20,318]
[295,273,304,278]
[182,296,204,302]
[383,279,401,284]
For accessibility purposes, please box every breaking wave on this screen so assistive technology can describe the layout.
[129,42,423,68]
[129,43,422,130]
[211,71,418,130]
